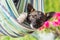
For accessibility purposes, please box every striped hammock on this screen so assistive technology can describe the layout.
[0,0,43,37]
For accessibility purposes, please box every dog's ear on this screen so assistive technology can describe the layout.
[45,12,55,21]
[27,3,35,13]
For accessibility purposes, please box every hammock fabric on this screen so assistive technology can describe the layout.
[17,0,44,13]
[0,0,43,37]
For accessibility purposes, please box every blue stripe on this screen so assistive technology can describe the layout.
[5,0,16,19]
[0,6,17,32]
[0,5,26,33]
[0,30,6,35]
[0,25,7,35]
[0,5,24,35]
[12,31,23,36]
[24,0,28,12]
[36,0,38,10]
[41,0,44,12]
[30,0,33,5]
[0,24,18,37]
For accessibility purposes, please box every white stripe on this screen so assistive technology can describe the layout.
[38,0,42,11]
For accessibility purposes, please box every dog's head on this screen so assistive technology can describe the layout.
[29,11,46,29]
[27,3,47,29]
[27,3,55,29]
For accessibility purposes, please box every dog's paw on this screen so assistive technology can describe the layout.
[17,12,27,23]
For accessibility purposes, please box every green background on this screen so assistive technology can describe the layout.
[44,0,60,12]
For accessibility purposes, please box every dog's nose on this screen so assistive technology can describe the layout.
[33,19,44,29]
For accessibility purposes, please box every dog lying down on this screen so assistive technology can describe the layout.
[17,12,55,28]
[17,3,56,30]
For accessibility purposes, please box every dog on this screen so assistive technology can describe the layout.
[26,3,55,29]
[17,3,55,30]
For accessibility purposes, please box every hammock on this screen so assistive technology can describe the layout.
[0,0,43,37]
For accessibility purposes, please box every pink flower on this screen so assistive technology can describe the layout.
[39,21,50,30]
[52,21,59,26]
[44,21,50,28]
[58,18,60,25]
[55,12,60,16]
[54,12,60,19]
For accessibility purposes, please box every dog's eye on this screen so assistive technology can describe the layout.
[32,15,37,18]
[35,15,37,16]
